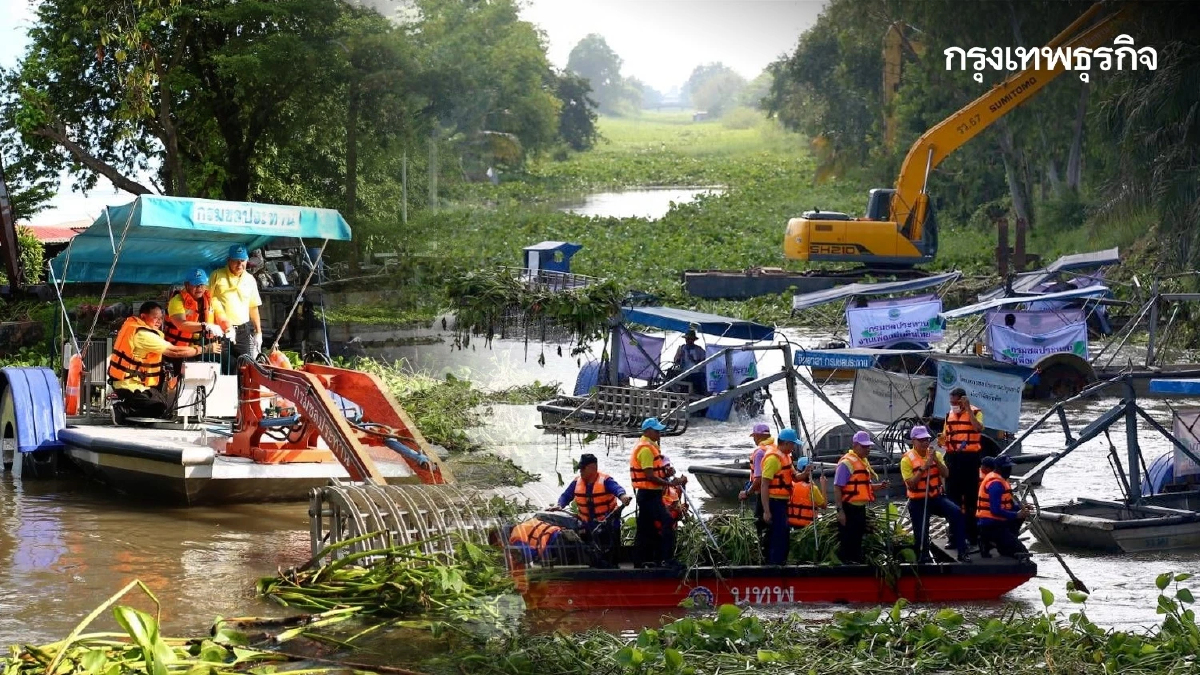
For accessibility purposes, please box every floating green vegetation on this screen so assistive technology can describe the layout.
[347,358,559,454]
[461,573,1200,675]
[258,535,518,640]
[1,580,383,675]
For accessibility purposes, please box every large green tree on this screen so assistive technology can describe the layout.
[566,33,636,115]
[682,63,747,117]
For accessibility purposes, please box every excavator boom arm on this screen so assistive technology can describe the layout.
[238,360,387,484]
[891,3,1130,233]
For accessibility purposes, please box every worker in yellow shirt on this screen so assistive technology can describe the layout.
[209,245,263,362]
[108,301,222,423]
[760,428,798,565]
[629,417,687,570]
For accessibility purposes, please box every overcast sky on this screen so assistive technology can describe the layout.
[2,0,826,226]
[519,0,826,92]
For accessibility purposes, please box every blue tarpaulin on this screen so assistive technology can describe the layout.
[49,195,351,285]
[620,306,774,341]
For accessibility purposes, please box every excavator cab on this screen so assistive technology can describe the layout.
[783,189,936,267]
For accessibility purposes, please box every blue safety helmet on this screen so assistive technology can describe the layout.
[776,428,800,444]
[185,268,209,286]
[228,244,249,261]
[795,456,810,470]
[641,417,667,432]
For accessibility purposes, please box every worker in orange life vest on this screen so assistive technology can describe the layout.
[555,453,631,566]
[833,430,890,564]
[661,457,686,525]
[629,417,687,570]
[109,301,222,423]
[164,268,229,371]
[977,455,1032,560]
[787,456,828,531]
[902,425,969,563]
[760,428,799,565]
[939,387,986,546]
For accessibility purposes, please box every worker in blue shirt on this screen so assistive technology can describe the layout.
[555,453,631,566]
[976,456,1032,560]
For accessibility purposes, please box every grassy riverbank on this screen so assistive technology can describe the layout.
[378,110,1162,330]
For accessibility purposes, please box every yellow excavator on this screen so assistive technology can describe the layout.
[784,2,1129,268]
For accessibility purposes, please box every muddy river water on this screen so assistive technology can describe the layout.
[4,327,1200,645]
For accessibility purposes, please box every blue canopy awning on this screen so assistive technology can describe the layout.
[791,271,961,311]
[1149,379,1200,396]
[620,306,774,341]
[49,195,351,285]
[941,286,1111,321]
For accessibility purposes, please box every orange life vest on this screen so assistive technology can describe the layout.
[573,473,619,523]
[509,519,562,558]
[163,291,218,347]
[838,451,876,504]
[945,406,983,453]
[977,472,1014,521]
[787,480,818,527]
[663,486,684,521]
[629,437,667,490]
[763,446,793,499]
[904,448,944,499]
[108,317,165,387]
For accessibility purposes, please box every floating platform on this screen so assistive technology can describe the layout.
[60,424,423,505]
[516,558,1037,610]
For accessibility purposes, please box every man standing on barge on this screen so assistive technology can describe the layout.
[630,417,687,570]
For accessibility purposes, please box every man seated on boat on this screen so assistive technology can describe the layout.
[164,268,229,373]
[507,516,583,566]
[902,425,970,564]
[939,387,985,547]
[787,457,828,538]
[630,417,688,571]
[738,423,774,558]
[834,431,889,564]
[210,245,263,363]
[760,428,799,565]
[671,327,708,397]
[554,453,631,567]
[977,456,1032,561]
[109,301,223,423]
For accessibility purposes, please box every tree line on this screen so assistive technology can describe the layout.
[565,33,771,118]
[0,0,601,259]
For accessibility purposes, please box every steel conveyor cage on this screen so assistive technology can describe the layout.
[309,482,558,565]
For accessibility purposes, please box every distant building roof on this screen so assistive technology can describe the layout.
[23,220,91,245]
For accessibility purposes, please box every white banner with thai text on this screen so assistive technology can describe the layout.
[933,362,1024,433]
[847,299,944,348]
[986,322,1088,367]
[849,369,935,425]
[705,346,758,394]
[1173,409,1200,478]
